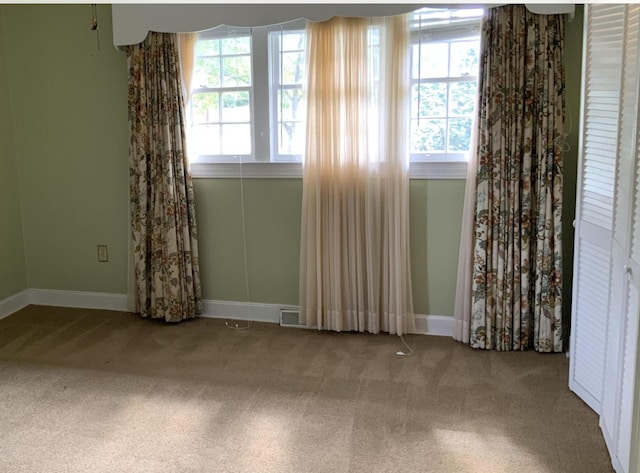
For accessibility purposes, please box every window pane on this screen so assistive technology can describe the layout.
[448,118,473,152]
[412,42,448,78]
[412,83,447,118]
[221,124,252,154]
[191,92,219,124]
[449,40,480,77]
[222,56,251,87]
[369,45,380,82]
[278,122,304,155]
[221,92,250,122]
[194,57,220,88]
[282,32,304,51]
[411,119,446,152]
[448,81,477,116]
[196,39,219,56]
[413,8,452,23]
[281,52,305,85]
[221,36,250,55]
[192,124,221,156]
[368,26,381,47]
[277,88,305,121]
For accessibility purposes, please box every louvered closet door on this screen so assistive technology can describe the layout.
[570,3,625,414]
[601,6,640,464]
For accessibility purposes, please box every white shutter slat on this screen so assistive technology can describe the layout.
[583,203,613,218]
[584,135,619,149]
[584,185,615,199]
[586,128,621,142]
[584,168,615,187]
[584,175,615,188]
[584,116,619,127]
[584,141,618,155]
[585,161,616,176]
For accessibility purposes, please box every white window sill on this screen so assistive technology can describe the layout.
[190,160,468,179]
[409,161,468,179]
[190,162,302,179]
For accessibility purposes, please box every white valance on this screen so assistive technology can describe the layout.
[111,3,576,47]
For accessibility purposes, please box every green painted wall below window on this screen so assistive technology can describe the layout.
[194,178,465,315]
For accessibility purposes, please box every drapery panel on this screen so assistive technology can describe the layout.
[127,32,202,323]
[456,5,565,351]
[453,118,479,344]
[176,33,197,106]
[299,15,415,335]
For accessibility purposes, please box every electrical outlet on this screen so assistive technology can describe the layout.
[97,245,108,262]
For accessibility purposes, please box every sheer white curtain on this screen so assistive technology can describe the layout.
[177,33,196,105]
[453,123,478,343]
[299,14,414,335]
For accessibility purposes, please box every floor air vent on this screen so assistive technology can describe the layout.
[280,309,315,329]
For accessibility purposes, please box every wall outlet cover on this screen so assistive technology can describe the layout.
[97,245,108,262]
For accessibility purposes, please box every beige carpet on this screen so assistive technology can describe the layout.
[0,305,612,473]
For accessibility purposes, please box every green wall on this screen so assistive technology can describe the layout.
[194,179,303,306]
[562,5,584,333]
[1,5,129,294]
[0,4,584,321]
[0,6,27,300]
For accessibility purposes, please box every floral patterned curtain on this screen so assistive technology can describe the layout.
[470,6,564,351]
[127,32,202,323]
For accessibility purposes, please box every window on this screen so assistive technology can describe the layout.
[409,8,482,162]
[270,28,306,161]
[187,9,483,178]
[191,27,253,160]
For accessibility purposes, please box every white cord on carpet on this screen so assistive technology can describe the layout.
[226,150,252,332]
[396,334,415,357]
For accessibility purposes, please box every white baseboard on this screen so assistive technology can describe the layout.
[28,289,129,312]
[412,314,454,337]
[200,299,290,324]
[2,290,455,338]
[200,301,453,337]
[0,290,30,320]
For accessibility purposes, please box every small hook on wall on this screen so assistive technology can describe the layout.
[90,4,100,50]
